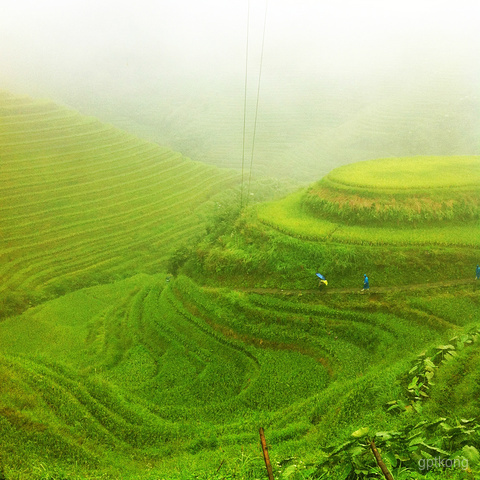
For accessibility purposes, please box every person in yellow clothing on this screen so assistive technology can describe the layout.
[316,273,328,289]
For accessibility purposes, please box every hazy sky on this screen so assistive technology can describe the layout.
[1,0,479,100]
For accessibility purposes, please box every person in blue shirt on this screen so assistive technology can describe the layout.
[362,274,369,293]
[476,265,480,280]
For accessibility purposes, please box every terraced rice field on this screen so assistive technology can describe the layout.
[0,91,241,317]
[257,156,480,247]
[2,270,477,478]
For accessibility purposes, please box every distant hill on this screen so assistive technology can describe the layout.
[58,72,480,182]
[0,90,240,317]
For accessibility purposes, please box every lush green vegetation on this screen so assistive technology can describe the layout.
[258,188,479,247]
[1,275,479,479]
[183,202,477,291]
[258,191,479,247]
[324,156,478,189]
[0,91,479,479]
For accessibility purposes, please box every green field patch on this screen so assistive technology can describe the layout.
[0,274,155,368]
[257,186,479,247]
[302,156,480,227]
[2,276,478,478]
[424,339,480,419]
[257,189,338,240]
[196,203,477,291]
[326,156,479,189]
[407,292,480,327]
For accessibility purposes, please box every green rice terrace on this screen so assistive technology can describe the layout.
[1,91,480,480]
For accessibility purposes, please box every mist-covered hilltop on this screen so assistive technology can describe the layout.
[17,70,479,183]
[1,1,478,182]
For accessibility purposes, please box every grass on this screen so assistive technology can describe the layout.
[187,202,477,292]
[3,275,478,479]
[324,156,479,190]
[258,188,480,247]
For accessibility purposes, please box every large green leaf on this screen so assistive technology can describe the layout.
[351,427,370,438]
[282,465,298,478]
[384,451,398,468]
[408,365,419,375]
[462,445,479,465]
[408,376,419,390]
[374,431,392,441]
[349,446,365,457]
[436,344,456,350]
[460,418,476,424]
[418,442,450,456]
[409,436,426,447]
[424,358,436,368]
[328,440,356,456]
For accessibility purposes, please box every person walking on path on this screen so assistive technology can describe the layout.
[476,265,480,280]
[316,273,328,289]
[362,274,370,293]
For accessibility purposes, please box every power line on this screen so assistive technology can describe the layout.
[240,0,250,209]
[240,0,268,209]
[246,0,268,206]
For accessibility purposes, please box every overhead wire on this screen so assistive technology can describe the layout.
[240,0,250,209]
[246,0,268,206]
[240,0,267,209]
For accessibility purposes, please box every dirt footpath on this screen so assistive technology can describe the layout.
[237,278,476,296]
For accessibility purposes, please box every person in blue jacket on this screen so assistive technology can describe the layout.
[362,274,369,292]
[476,265,480,280]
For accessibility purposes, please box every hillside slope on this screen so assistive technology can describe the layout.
[1,95,479,480]
[183,156,479,290]
[0,91,241,318]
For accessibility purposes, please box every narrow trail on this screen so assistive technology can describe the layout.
[237,278,477,296]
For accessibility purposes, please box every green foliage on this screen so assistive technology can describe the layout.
[315,417,480,479]
[315,332,480,478]
[184,204,477,289]
[386,326,480,414]
[312,329,480,479]
[4,269,476,478]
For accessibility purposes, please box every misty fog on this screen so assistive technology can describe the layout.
[1,0,479,181]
